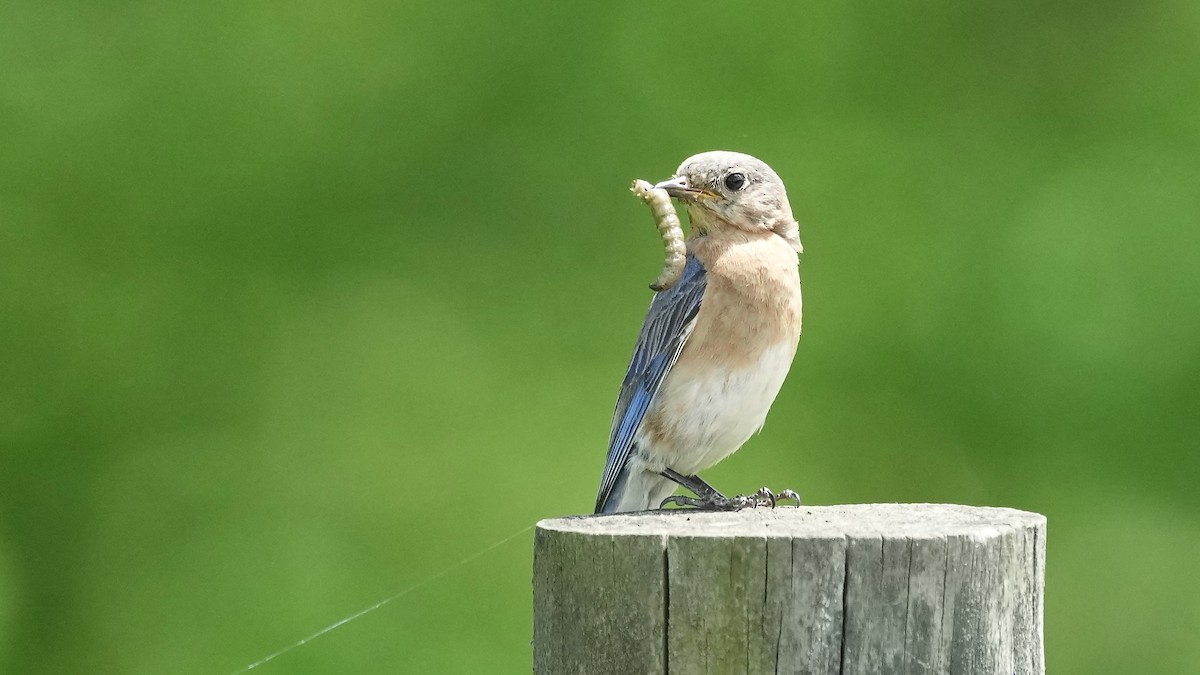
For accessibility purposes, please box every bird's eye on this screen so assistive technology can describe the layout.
[724,173,747,191]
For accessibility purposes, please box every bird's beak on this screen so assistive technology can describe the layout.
[655,177,719,203]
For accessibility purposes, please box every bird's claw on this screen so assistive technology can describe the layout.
[748,487,801,508]
[750,487,777,507]
[780,489,802,506]
[767,488,802,507]
[660,487,801,511]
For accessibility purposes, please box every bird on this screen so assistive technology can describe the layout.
[595,151,804,515]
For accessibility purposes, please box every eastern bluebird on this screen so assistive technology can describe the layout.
[595,151,803,515]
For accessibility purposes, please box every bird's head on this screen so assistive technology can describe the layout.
[654,151,801,253]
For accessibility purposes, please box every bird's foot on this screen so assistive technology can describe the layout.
[660,492,752,511]
[750,487,802,508]
[660,487,801,511]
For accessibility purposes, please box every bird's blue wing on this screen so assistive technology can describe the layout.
[595,256,707,513]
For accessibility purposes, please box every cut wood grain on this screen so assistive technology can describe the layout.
[533,503,1045,675]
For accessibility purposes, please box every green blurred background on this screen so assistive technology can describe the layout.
[2,0,1198,672]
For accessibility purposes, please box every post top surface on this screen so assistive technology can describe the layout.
[537,503,1044,539]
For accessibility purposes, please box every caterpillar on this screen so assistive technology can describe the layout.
[630,179,687,292]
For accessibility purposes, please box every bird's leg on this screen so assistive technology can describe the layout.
[660,468,725,500]
[658,468,803,510]
[658,468,754,511]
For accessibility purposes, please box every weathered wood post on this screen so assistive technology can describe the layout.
[533,504,1044,674]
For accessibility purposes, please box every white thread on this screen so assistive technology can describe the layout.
[228,524,534,673]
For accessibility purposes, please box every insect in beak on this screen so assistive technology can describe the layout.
[630,180,687,292]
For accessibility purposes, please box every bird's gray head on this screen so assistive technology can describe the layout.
[655,151,801,253]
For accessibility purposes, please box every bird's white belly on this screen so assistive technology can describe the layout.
[636,340,797,476]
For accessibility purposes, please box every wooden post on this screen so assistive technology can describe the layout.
[533,503,1045,674]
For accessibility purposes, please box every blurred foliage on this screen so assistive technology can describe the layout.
[2,0,1198,672]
